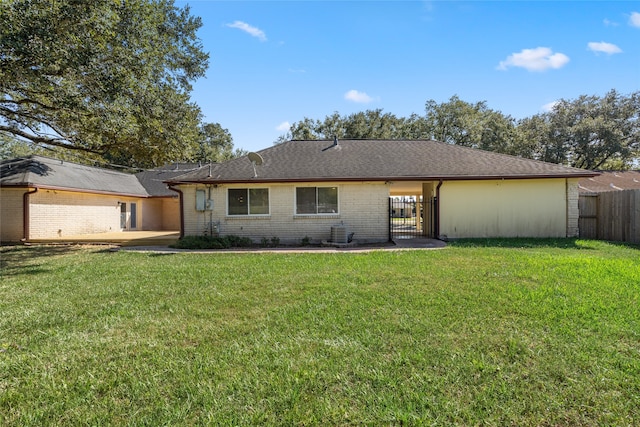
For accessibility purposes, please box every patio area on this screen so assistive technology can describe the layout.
[27,231,180,247]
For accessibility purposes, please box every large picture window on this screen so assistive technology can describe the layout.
[296,187,338,214]
[228,188,269,215]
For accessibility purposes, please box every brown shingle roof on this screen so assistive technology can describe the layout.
[0,155,149,196]
[578,171,640,193]
[136,163,203,196]
[169,139,597,184]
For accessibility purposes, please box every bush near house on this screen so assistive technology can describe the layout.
[170,235,253,249]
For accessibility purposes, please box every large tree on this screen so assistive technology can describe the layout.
[514,90,640,169]
[0,133,47,159]
[423,95,516,152]
[0,0,209,168]
[280,109,422,142]
[546,90,638,169]
[193,122,246,163]
[279,99,516,151]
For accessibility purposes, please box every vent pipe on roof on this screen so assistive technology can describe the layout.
[333,135,338,146]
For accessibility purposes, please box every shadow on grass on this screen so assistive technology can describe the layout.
[148,252,178,257]
[447,237,639,250]
[0,244,101,277]
[594,239,640,250]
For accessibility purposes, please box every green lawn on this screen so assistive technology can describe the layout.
[1,239,639,426]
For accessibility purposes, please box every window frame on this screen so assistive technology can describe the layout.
[226,187,270,216]
[295,186,339,215]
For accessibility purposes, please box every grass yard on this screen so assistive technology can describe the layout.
[1,239,639,426]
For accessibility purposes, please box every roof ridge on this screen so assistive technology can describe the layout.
[0,154,137,175]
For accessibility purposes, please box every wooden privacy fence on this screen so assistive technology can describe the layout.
[579,190,640,244]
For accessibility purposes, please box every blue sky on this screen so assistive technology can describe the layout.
[176,1,640,153]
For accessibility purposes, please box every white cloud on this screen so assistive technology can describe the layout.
[497,47,570,72]
[542,101,559,112]
[603,18,619,27]
[588,41,622,55]
[344,89,374,103]
[630,11,640,27]
[276,121,290,132]
[226,21,267,42]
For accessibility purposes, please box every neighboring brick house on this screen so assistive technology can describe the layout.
[0,156,194,243]
[167,139,597,243]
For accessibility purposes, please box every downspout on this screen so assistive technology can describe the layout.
[168,184,185,239]
[435,180,443,240]
[22,187,38,242]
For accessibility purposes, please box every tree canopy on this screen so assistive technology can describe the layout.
[279,109,424,142]
[278,91,639,170]
[518,90,640,170]
[194,122,247,163]
[1,0,209,168]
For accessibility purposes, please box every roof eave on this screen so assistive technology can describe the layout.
[167,172,600,185]
[0,183,150,197]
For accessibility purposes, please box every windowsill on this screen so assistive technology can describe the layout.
[294,214,341,219]
[225,215,271,220]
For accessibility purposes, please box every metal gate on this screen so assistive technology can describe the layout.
[389,198,437,240]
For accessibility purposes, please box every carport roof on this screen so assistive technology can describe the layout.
[169,139,598,184]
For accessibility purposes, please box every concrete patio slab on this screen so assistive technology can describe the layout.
[27,231,180,247]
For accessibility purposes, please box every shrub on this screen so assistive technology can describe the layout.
[170,235,253,250]
[260,237,280,247]
[224,235,253,248]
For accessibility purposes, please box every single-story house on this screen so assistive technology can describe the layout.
[166,139,598,243]
[0,156,195,243]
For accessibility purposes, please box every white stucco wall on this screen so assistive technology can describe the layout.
[439,178,569,239]
[0,188,25,242]
[180,182,390,244]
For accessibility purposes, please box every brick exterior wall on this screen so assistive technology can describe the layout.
[180,182,390,244]
[566,178,580,237]
[1,188,177,242]
[0,188,25,242]
[26,189,142,239]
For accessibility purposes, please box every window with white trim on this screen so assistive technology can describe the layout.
[296,186,338,214]
[228,188,269,215]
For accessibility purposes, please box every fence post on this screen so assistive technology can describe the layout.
[388,198,392,242]
[632,190,640,244]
